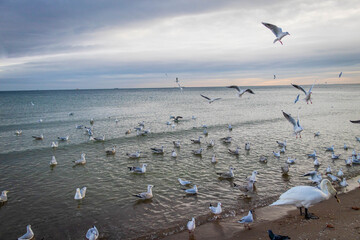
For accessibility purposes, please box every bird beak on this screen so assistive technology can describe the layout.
[334,193,340,203]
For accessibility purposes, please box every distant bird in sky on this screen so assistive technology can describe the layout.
[227,85,255,98]
[291,82,315,104]
[200,94,221,104]
[350,120,360,124]
[339,72,342,78]
[274,74,276,79]
[282,110,303,138]
[262,22,290,45]
[175,77,183,91]
[209,202,222,214]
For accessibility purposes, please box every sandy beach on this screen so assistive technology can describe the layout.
[164,187,360,240]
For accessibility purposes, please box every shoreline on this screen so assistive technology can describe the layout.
[163,177,360,240]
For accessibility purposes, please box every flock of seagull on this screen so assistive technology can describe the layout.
[2,21,360,240]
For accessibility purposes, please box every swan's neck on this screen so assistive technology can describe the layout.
[320,182,330,197]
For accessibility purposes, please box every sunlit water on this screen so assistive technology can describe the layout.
[0,85,359,239]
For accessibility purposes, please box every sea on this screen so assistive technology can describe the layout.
[0,84,359,239]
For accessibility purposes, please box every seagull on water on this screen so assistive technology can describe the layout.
[73,153,86,165]
[280,146,286,154]
[128,164,147,174]
[303,171,322,184]
[276,140,287,148]
[308,150,317,159]
[331,153,340,159]
[50,156,57,166]
[248,170,259,182]
[313,158,321,166]
[340,178,348,187]
[187,217,196,233]
[228,124,233,131]
[281,164,290,175]
[294,94,300,104]
[337,168,344,177]
[192,148,203,156]
[106,146,116,155]
[245,142,251,151]
[51,141,58,148]
[259,156,268,163]
[18,225,34,240]
[286,157,296,164]
[227,85,255,98]
[15,130,22,135]
[171,150,177,158]
[216,167,235,179]
[191,136,202,144]
[325,166,332,174]
[58,136,69,141]
[233,180,255,193]
[133,185,154,200]
[262,22,290,45]
[200,94,221,104]
[344,143,348,150]
[282,110,303,138]
[178,178,191,186]
[314,131,320,137]
[209,202,222,214]
[183,185,198,195]
[173,140,181,148]
[221,136,232,144]
[268,230,291,240]
[291,82,315,104]
[74,187,87,200]
[151,146,164,154]
[0,190,9,203]
[273,151,280,158]
[126,151,141,159]
[93,135,105,141]
[352,149,357,157]
[32,134,44,140]
[345,157,352,166]
[86,226,99,240]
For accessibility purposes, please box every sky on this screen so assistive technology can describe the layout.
[1,0,360,90]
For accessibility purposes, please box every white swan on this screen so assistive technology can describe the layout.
[270,179,339,219]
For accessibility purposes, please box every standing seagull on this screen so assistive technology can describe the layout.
[227,86,255,98]
[133,185,154,200]
[291,83,315,104]
[200,94,221,104]
[262,22,290,45]
[86,226,99,240]
[187,217,196,233]
[282,110,303,138]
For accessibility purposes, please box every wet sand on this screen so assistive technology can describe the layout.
[164,187,360,240]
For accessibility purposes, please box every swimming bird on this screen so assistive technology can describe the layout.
[339,72,342,78]
[274,74,276,79]
[128,164,147,174]
[51,141,58,148]
[286,157,296,164]
[216,167,235,179]
[313,158,321,166]
[325,145,334,152]
[191,136,202,144]
[209,202,222,214]
[18,225,34,240]
[76,125,84,129]
[325,166,332,174]
[314,131,320,137]
[228,146,240,155]
[291,83,315,104]
[339,178,348,187]
[126,151,141,159]
[276,140,287,148]
[262,22,290,45]
[32,134,44,140]
[245,142,251,151]
[125,129,132,135]
[90,118,94,125]
[172,140,181,148]
[191,148,203,156]
[187,217,196,233]
[211,154,217,164]
[233,180,254,193]
[294,94,300,104]
[280,146,286,154]
[327,174,340,182]
[200,94,221,104]
[15,130,22,135]
[273,151,280,158]
[270,179,338,219]
[106,146,116,155]
[74,187,87,200]
[0,190,9,202]
[58,136,69,141]
[151,146,164,154]
[303,171,322,184]
[133,185,154,200]
[259,156,268,163]
[178,178,191,186]
[221,136,232,144]
[93,135,105,141]
[268,230,291,240]
[282,110,303,138]
[344,143,348,150]
[228,124,233,131]
[227,85,255,97]
[358,179,360,187]
[281,164,290,175]
[73,153,86,165]
[184,185,198,195]
[171,150,177,158]
[207,139,215,148]
[337,168,344,177]
[345,157,352,166]
[50,156,57,166]
[86,226,99,240]
[238,210,253,228]
[31,101,35,106]
[331,153,340,159]
[350,120,360,123]
[308,150,317,159]
[352,149,357,157]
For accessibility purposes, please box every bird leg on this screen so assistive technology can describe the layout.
[298,207,303,215]
[305,208,319,219]
[280,40,283,45]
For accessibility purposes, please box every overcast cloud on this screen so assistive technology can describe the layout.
[0,0,359,90]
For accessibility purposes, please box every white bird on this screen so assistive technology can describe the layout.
[73,153,86,165]
[32,134,44,140]
[262,22,290,45]
[281,164,290,175]
[248,170,258,182]
[178,178,191,186]
[0,190,9,202]
[211,154,217,164]
[238,210,254,227]
[203,129,208,136]
[192,115,197,120]
[192,148,203,156]
[291,82,315,104]
[345,157,352,166]
[187,217,196,233]
[325,166,332,174]
[126,151,141,159]
[314,158,321,166]
[184,185,198,195]
[308,150,317,159]
[166,121,172,125]
[344,143,348,150]
[125,129,132,135]
[221,136,232,144]
[337,168,344,177]
[15,130,22,135]
[175,77,183,91]
[276,140,287,148]
[50,156,57,166]
[327,174,340,182]
[38,119,43,123]
[331,153,341,159]
[303,171,322,184]
[200,94,221,104]
[273,151,280,158]
[228,124,233,131]
[340,178,348,187]
[105,146,116,155]
[207,139,215,148]
[270,179,338,219]
[173,140,181,148]
[94,135,105,141]
[280,146,286,154]
[18,225,34,240]
[259,156,268,163]
[325,145,334,152]
[133,185,154,200]
[217,167,235,179]
[191,136,202,144]
[352,149,357,157]
[90,118,94,125]
[209,202,222,214]
[274,74,276,79]
[86,226,99,240]
[228,146,240,155]
[128,164,147,173]
[233,180,255,193]
[282,110,303,138]
[171,150,177,158]
[31,101,35,106]
[58,136,69,141]
[151,146,164,154]
[76,125,84,129]
[314,131,320,137]
[356,137,360,142]
[74,187,87,200]
[245,142,250,151]
[51,141,58,148]
[227,85,255,97]
[286,157,296,164]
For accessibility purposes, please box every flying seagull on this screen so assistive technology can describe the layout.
[175,77,183,91]
[200,94,221,104]
[262,22,290,45]
[339,72,342,78]
[227,85,255,98]
[282,110,303,138]
[291,82,315,104]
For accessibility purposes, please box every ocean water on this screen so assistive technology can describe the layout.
[0,84,359,239]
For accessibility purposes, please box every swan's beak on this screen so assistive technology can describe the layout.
[334,193,340,203]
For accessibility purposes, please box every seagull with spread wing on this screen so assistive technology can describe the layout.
[291,82,315,104]
[282,110,303,138]
[227,86,255,98]
[262,22,290,45]
[200,94,221,104]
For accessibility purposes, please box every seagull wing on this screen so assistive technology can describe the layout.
[282,111,296,127]
[291,84,307,95]
[227,85,241,92]
[308,82,315,93]
[213,98,222,101]
[262,22,281,36]
[350,120,360,123]
[245,89,255,94]
[200,94,211,100]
